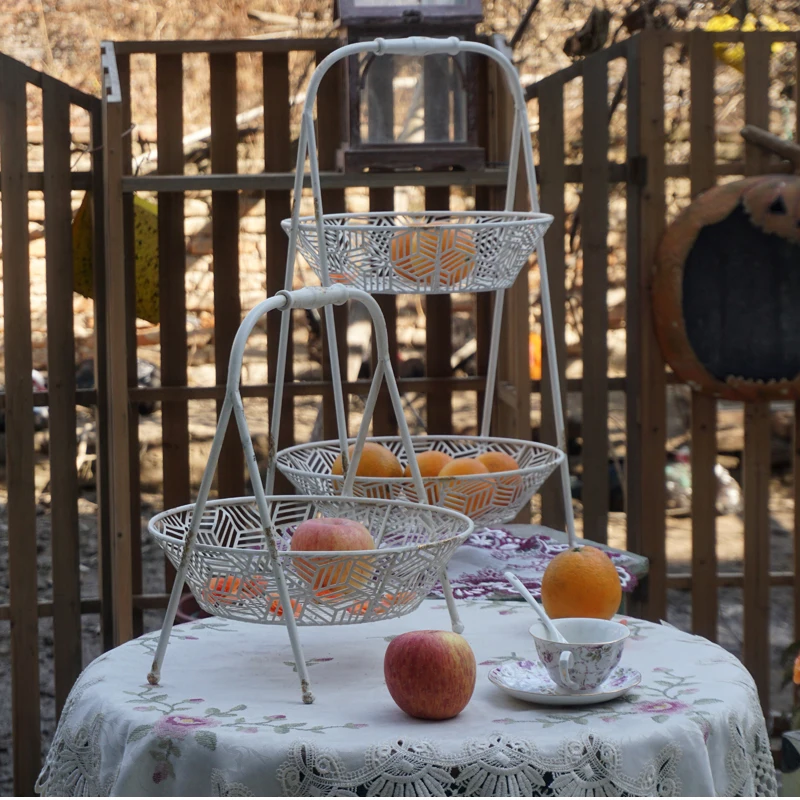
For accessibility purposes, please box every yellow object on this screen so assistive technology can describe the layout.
[72,191,160,324]
[706,14,789,73]
[541,545,623,620]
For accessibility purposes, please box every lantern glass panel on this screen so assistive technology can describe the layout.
[359,52,467,145]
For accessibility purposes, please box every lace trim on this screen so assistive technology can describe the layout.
[724,697,778,797]
[276,733,682,797]
[211,768,255,797]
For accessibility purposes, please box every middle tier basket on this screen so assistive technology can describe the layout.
[272,36,576,540]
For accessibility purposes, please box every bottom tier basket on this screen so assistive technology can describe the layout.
[149,495,474,626]
[275,436,564,527]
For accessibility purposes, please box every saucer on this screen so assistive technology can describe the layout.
[488,660,641,706]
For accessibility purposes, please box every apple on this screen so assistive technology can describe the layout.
[290,517,375,601]
[384,630,476,720]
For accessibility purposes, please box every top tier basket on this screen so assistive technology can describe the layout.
[273,36,578,541]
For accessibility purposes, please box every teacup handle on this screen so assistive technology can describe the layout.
[558,651,580,691]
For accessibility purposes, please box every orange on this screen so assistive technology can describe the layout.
[267,594,303,619]
[404,450,453,504]
[391,223,476,288]
[476,452,520,473]
[331,442,402,478]
[541,546,622,620]
[204,575,267,605]
[331,441,402,499]
[437,457,494,518]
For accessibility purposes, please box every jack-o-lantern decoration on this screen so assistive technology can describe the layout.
[653,175,800,401]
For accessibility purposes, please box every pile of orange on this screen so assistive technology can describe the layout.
[403,449,521,517]
[540,545,622,620]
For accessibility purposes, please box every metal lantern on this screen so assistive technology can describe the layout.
[336,0,486,171]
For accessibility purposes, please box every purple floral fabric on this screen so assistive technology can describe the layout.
[430,528,637,600]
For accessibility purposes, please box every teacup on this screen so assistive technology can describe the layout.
[528,618,629,693]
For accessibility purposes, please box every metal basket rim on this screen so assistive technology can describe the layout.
[280,209,555,232]
[275,435,565,482]
[147,494,475,557]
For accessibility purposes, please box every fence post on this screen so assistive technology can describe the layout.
[101,41,134,645]
[0,53,42,798]
[627,30,667,620]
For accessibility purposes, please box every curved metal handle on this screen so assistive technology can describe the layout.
[373,35,461,57]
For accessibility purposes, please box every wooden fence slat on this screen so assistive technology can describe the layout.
[102,42,135,646]
[210,53,245,497]
[263,52,293,491]
[538,80,568,531]
[795,41,800,655]
[0,55,42,797]
[42,75,82,715]
[156,54,190,591]
[632,30,668,620]
[581,60,610,544]
[117,53,144,639]
[316,54,349,440]
[425,186,453,435]
[369,187,399,436]
[688,31,719,642]
[742,32,772,714]
[89,92,114,652]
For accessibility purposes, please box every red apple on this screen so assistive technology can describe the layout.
[290,517,375,601]
[384,630,476,720]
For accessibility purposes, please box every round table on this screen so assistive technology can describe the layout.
[36,600,776,797]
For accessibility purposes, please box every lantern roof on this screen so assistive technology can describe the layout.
[336,0,483,26]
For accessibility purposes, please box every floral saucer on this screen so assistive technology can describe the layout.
[488,660,641,706]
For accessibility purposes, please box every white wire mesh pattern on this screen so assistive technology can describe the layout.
[282,212,554,294]
[276,436,564,527]
[149,496,473,626]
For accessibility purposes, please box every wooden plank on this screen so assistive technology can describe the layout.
[117,53,144,639]
[115,38,338,55]
[263,52,293,492]
[795,41,800,650]
[581,60,610,544]
[369,187,399,436]
[632,30,668,621]
[316,53,349,440]
[425,186,453,435]
[89,94,115,653]
[688,30,719,642]
[156,54,190,591]
[742,32,772,714]
[538,80,568,531]
[210,53,245,498]
[0,57,42,797]
[102,41,134,646]
[42,75,82,715]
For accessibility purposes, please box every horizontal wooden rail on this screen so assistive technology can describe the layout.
[0,376,632,410]
[663,30,800,45]
[667,571,795,590]
[0,53,98,110]
[113,38,338,55]
[0,171,93,191]
[0,593,169,621]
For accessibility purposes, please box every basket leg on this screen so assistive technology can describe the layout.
[438,568,464,634]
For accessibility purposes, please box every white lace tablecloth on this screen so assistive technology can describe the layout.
[37,600,776,797]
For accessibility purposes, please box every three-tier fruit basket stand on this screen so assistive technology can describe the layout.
[147,36,576,706]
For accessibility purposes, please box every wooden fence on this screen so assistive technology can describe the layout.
[2,28,800,794]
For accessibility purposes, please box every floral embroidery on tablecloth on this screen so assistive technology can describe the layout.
[121,685,369,785]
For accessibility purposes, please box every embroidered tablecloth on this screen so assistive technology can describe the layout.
[37,601,776,797]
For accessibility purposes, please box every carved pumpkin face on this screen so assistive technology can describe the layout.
[653,175,800,401]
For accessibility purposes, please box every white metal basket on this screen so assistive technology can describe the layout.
[146,286,473,704]
[149,495,472,626]
[276,436,564,527]
[282,211,553,295]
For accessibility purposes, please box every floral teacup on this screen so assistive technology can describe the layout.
[528,618,629,693]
